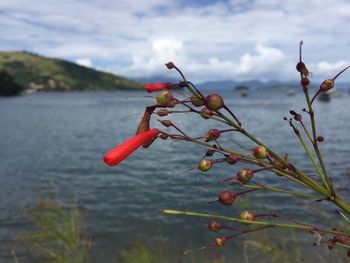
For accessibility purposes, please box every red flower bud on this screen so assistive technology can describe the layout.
[252,146,267,159]
[239,210,256,221]
[334,235,350,244]
[236,169,254,184]
[103,129,159,166]
[226,154,239,165]
[208,221,222,232]
[204,129,221,142]
[218,190,236,206]
[144,82,174,93]
[206,93,224,111]
[198,159,213,172]
[200,107,213,119]
[215,237,226,247]
[190,96,205,107]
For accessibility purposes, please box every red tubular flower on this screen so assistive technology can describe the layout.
[144,82,174,93]
[103,128,159,166]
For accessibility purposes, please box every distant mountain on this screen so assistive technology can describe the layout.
[0,51,142,95]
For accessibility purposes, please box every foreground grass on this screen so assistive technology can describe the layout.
[13,198,350,263]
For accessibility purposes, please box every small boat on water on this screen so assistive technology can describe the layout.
[318,88,343,102]
[318,92,331,102]
[235,85,250,97]
[287,89,296,96]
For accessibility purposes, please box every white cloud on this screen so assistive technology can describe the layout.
[75,58,93,68]
[1,0,350,82]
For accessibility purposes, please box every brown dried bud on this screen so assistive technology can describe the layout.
[165,62,175,69]
[190,96,205,107]
[215,237,226,247]
[160,120,172,127]
[206,93,224,111]
[296,62,306,72]
[208,221,222,232]
[316,136,324,142]
[319,79,334,92]
[226,154,239,165]
[301,77,310,86]
[157,109,169,116]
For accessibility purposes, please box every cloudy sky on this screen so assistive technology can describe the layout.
[1,0,350,82]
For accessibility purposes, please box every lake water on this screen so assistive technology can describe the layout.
[1,89,350,262]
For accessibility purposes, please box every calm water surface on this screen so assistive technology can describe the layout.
[1,89,350,262]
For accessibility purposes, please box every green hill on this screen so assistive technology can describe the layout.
[0,51,142,94]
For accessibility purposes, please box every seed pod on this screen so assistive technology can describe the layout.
[215,237,226,247]
[159,133,169,140]
[294,114,302,121]
[204,129,221,142]
[239,211,256,221]
[316,136,324,142]
[226,154,239,165]
[198,159,213,172]
[252,146,267,159]
[160,120,172,127]
[236,169,254,184]
[319,79,334,92]
[205,149,216,157]
[190,96,205,107]
[200,107,213,119]
[206,93,224,111]
[165,62,175,69]
[156,91,172,106]
[157,109,169,116]
[296,62,306,72]
[301,77,310,86]
[208,221,222,232]
[218,190,236,206]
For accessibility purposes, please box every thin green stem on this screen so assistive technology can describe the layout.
[242,184,323,199]
[303,86,332,193]
[161,210,349,236]
[296,133,331,193]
